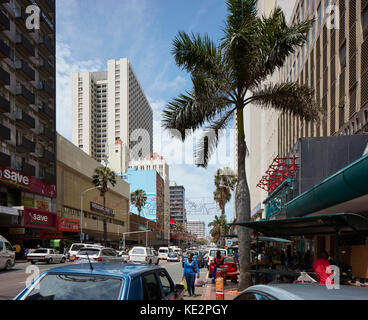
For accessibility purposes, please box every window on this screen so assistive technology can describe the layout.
[340,42,347,68]
[5,242,12,251]
[317,4,322,30]
[157,271,174,297]
[142,273,162,300]
[235,291,271,301]
[363,6,368,30]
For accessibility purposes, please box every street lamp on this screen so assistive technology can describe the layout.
[80,186,101,243]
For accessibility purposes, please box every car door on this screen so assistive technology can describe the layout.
[141,272,162,300]
[156,270,178,300]
[101,249,111,262]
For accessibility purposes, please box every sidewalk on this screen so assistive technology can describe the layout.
[200,271,241,300]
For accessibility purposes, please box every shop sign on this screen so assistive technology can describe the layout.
[36,199,49,211]
[40,230,63,239]
[24,207,57,230]
[9,228,25,235]
[0,165,56,198]
[90,202,115,217]
[57,217,80,233]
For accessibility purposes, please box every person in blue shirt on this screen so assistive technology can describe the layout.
[182,252,200,297]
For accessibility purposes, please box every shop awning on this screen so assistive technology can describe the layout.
[257,237,292,243]
[227,213,368,237]
[284,153,368,217]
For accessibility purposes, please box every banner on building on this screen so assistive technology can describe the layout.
[57,217,80,233]
[90,202,115,217]
[40,230,63,239]
[24,207,58,230]
[9,228,25,235]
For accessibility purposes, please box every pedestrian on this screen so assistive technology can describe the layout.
[312,251,334,285]
[234,250,239,266]
[182,253,200,297]
[212,250,225,284]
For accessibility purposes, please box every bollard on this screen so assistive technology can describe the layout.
[216,274,224,300]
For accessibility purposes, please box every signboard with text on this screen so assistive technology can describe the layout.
[24,207,57,230]
[57,217,80,233]
[90,202,115,217]
[0,165,56,198]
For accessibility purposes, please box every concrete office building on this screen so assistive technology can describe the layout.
[187,220,205,239]
[128,153,170,242]
[57,134,130,245]
[169,182,186,224]
[72,58,153,164]
[0,1,57,247]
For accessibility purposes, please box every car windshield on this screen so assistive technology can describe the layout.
[24,274,122,300]
[169,253,177,257]
[159,249,168,253]
[70,244,85,251]
[77,249,100,256]
[210,250,226,256]
[132,248,145,255]
[33,249,48,254]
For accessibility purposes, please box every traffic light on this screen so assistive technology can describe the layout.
[119,238,124,244]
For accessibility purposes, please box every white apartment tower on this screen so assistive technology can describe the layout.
[72,58,153,163]
[187,221,206,239]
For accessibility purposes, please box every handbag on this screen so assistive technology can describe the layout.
[195,278,205,287]
[180,279,188,292]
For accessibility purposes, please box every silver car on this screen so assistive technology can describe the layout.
[75,247,124,264]
[234,284,368,300]
[0,236,15,271]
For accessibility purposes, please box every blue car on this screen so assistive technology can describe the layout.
[14,263,184,300]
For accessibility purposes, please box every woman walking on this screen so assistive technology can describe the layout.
[182,253,200,297]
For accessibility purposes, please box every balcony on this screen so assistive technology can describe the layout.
[38,81,54,98]
[39,126,54,141]
[15,34,35,57]
[38,103,54,120]
[38,59,53,77]
[14,7,28,31]
[0,40,10,59]
[39,149,54,163]
[37,34,54,56]
[40,11,53,34]
[17,136,35,153]
[22,162,35,176]
[0,9,10,31]
[15,60,35,81]
[0,151,10,167]
[0,65,10,85]
[0,95,10,113]
[16,110,35,129]
[16,85,35,105]
[0,123,10,140]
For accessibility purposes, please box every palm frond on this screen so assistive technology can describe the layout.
[250,82,323,122]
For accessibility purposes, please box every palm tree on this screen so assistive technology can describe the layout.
[214,167,237,247]
[92,166,117,245]
[208,215,229,245]
[130,190,147,217]
[162,0,321,290]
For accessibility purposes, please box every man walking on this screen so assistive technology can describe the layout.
[212,250,225,284]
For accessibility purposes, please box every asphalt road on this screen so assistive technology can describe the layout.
[0,260,209,300]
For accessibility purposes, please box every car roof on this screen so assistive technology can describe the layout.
[44,263,165,279]
[247,284,368,300]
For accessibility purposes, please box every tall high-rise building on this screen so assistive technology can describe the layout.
[187,220,205,239]
[169,182,185,224]
[72,58,153,163]
[128,153,170,241]
[0,1,57,246]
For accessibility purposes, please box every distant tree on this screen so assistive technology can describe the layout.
[130,190,147,217]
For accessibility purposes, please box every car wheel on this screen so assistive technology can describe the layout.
[48,258,53,264]
[61,257,66,264]
[5,260,12,271]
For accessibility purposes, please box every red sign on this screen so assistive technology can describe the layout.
[0,165,56,198]
[40,230,63,239]
[57,217,80,233]
[170,219,176,224]
[24,207,57,230]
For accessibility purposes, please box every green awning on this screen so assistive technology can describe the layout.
[257,237,292,243]
[285,153,368,217]
[227,213,368,237]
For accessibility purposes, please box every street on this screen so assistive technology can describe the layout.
[0,260,209,300]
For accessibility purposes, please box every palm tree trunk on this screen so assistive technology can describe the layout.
[221,208,225,248]
[103,195,107,246]
[236,108,253,290]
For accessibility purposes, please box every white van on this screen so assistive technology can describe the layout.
[0,235,15,271]
[158,247,171,260]
[67,243,104,260]
[206,248,228,267]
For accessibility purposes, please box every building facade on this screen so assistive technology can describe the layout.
[0,1,56,249]
[187,220,205,239]
[72,58,153,163]
[57,134,130,246]
[122,168,165,242]
[169,182,185,224]
[128,153,170,242]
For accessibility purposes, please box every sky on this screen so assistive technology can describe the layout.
[55,0,236,234]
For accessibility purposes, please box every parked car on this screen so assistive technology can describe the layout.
[118,249,129,262]
[208,256,238,282]
[0,235,15,271]
[167,252,180,262]
[233,283,368,300]
[206,248,228,269]
[128,247,159,265]
[27,249,66,265]
[74,247,124,264]
[67,243,104,260]
[158,247,171,260]
[14,263,185,300]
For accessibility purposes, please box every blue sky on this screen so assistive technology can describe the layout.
[56,0,236,234]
